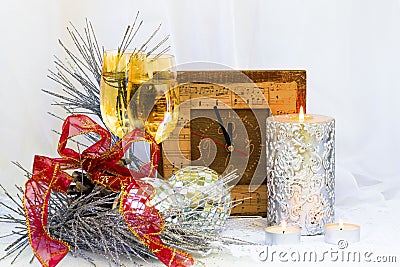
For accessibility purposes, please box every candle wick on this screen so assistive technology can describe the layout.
[340,227,343,231]
[282,230,285,234]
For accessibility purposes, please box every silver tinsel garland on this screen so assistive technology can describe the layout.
[0,164,248,266]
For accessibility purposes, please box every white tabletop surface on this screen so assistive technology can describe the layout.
[1,193,399,267]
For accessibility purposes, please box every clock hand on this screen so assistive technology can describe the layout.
[213,106,232,150]
[191,131,248,157]
[228,121,233,140]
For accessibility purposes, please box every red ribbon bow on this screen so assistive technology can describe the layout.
[23,114,193,267]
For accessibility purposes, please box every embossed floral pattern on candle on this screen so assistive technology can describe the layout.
[266,115,335,235]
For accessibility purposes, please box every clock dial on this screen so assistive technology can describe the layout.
[190,108,269,185]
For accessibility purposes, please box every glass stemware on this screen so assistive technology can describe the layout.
[128,54,179,144]
[100,51,178,170]
[100,50,137,138]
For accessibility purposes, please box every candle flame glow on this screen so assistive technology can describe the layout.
[281,220,287,233]
[299,106,305,122]
[339,219,344,230]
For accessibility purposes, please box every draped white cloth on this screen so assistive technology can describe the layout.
[0,0,399,266]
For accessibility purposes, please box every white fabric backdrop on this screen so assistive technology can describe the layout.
[0,0,400,266]
[1,0,399,201]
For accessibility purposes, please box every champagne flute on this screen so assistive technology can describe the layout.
[100,51,150,171]
[100,50,147,138]
[128,54,179,144]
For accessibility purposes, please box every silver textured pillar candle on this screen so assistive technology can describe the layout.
[266,109,335,235]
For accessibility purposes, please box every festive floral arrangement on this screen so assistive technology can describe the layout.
[0,14,245,267]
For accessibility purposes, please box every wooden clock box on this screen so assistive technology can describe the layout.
[158,70,306,216]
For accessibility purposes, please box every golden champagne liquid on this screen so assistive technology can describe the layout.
[128,71,179,143]
[100,71,140,138]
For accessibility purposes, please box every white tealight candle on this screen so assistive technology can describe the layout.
[265,221,301,245]
[324,219,360,245]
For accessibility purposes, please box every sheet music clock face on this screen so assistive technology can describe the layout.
[158,70,306,216]
[190,108,269,186]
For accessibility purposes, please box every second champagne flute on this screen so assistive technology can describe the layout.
[128,54,179,144]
